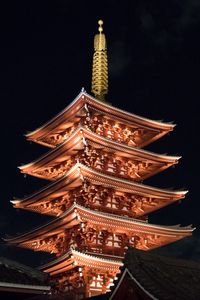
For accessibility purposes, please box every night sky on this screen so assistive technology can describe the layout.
[0,0,200,267]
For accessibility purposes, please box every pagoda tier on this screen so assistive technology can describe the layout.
[19,127,180,182]
[25,91,175,149]
[12,163,187,218]
[6,203,193,256]
[40,249,123,297]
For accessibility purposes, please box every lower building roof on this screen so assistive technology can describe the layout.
[0,257,51,294]
[94,247,200,300]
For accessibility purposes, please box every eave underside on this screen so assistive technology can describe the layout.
[26,92,174,149]
[20,127,180,182]
[6,203,193,254]
[40,249,122,296]
[12,163,187,218]
[41,249,122,274]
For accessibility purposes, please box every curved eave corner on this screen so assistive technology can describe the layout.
[10,162,189,207]
[25,90,84,139]
[5,203,195,246]
[24,90,176,142]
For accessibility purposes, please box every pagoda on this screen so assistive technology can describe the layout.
[6,20,194,299]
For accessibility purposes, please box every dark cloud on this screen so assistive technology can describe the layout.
[138,0,200,50]
[109,40,132,77]
[140,12,155,31]
[177,0,200,30]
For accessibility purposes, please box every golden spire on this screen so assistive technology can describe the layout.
[91,20,108,101]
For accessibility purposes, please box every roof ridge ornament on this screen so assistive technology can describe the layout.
[91,20,108,101]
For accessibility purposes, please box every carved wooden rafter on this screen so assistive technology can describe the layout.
[52,265,118,296]
[25,221,167,256]
[82,113,149,148]
[37,110,155,148]
[27,183,166,218]
[42,122,79,147]
[31,143,161,181]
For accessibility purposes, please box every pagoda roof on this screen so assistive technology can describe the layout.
[12,163,187,213]
[106,247,200,300]
[40,249,122,276]
[19,127,180,181]
[25,91,175,147]
[6,202,194,250]
[0,256,50,295]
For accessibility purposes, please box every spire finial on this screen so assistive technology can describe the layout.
[98,20,103,33]
[91,20,108,101]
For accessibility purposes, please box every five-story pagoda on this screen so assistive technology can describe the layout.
[7,20,194,298]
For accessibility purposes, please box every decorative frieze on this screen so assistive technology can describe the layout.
[31,143,158,181]
[30,183,162,219]
[83,113,148,148]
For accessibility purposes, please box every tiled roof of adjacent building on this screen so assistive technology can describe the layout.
[89,247,200,300]
[0,256,49,286]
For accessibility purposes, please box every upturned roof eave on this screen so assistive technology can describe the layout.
[40,249,123,273]
[12,163,188,206]
[6,202,194,244]
[75,204,194,233]
[4,203,77,243]
[19,126,181,172]
[25,91,175,140]
[25,91,83,138]
[84,91,175,129]
[11,163,188,206]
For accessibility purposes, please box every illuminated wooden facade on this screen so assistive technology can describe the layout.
[7,21,194,299]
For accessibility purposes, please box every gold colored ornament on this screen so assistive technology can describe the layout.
[91,20,108,101]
